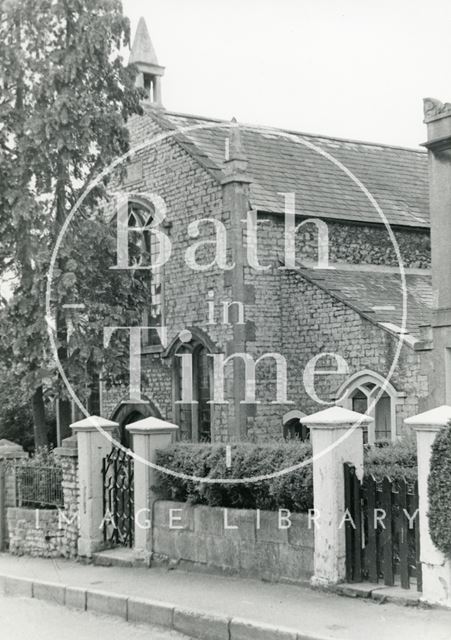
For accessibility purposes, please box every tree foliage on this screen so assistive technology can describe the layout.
[0,0,147,446]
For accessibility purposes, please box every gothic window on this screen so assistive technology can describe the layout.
[338,371,401,444]
[173,339,212,443]
[127,200,162,348]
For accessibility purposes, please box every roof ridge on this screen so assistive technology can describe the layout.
[163,109,427,154]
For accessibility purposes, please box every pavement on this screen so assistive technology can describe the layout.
[1,553,451,640]
[0,593,192,640]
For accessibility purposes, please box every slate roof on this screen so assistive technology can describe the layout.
[159,110,429,229]
[146,109,433,340]
[297,266,432,339]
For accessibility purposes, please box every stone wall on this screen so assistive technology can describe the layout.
[58,448,79,559]
[101,110,232,441]
[279,270,428,435]
[152,500,314,584]
[100,108,431,444]
[5,443,79,559]
[7,507,65,558]
[256,214,430,269]
[0,445,28,549]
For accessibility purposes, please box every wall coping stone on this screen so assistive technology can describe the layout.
[70,415,118,432]
[0,439,23,450]
[0,449,28,459]
[405,405,451,430]
[126,416,179,435]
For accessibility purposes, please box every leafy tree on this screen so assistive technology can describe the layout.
[0,0,148,447]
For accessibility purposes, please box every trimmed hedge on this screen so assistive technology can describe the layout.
[428,427,451,555]
[154,436,418,514]
[155,442,313,513]
[364,435,417,484]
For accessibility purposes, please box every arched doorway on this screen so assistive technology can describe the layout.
[283,418,310,441]
[282,410,309,441]
[111,398,162,449]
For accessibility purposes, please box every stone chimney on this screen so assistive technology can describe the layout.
[129,17,165,106]
[422,98,451,406]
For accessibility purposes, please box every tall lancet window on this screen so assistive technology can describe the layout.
[173,338,212,443]
[127,200,162,348]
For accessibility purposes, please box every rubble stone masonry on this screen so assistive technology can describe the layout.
[101,108,431,442]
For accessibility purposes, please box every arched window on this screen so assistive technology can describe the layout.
[336,371,403,444]
[127,200,162,348]
[173,337,212,443]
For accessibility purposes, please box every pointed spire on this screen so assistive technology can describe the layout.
[129,17,165,107]
[129,17,159,66]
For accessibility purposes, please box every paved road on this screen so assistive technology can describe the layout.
[3,554,451,640]
[0,595,192,640]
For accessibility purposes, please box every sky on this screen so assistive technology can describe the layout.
[122,0,451,149]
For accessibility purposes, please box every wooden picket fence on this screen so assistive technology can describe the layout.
[344,463,422,591]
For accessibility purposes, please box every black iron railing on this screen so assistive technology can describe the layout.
[15,464,64,509]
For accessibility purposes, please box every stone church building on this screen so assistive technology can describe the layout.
[101,18,445,446]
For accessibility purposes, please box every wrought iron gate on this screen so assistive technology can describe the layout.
[102,446,134,548]
[344,462,422,591]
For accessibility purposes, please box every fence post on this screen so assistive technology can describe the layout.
[405,406,451,606]
[126,416,179,562]
[301,406,372,586]
[0,440,28,550]
[70,416,118,559]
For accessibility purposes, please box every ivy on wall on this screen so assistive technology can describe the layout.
[428,427,451,555]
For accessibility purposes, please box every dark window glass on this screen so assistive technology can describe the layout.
[174,342,211,443]
[375,392,391,441]
[352,389,369,444]
[197,346,211,442]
